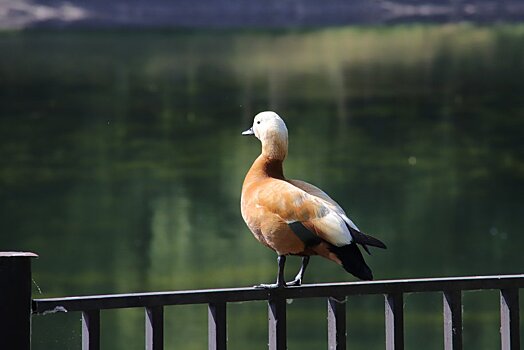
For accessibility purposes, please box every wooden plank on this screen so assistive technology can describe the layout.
[327,297,346,350]
[82,310,100,350]
[500,289,520,350]
[146,306,164,350]
[208,302,227,350]
[385,293,404,350]
[268,297,286,350]
[443,290,462,350]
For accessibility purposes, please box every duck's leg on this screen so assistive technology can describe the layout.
[254,255,286,289]
[286,256,310,287]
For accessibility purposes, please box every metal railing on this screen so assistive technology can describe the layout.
[1,252,522,349]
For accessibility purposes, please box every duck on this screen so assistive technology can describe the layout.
[241,111,386,289]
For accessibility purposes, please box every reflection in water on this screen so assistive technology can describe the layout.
[1,25,524,349]
[150,191,193,287]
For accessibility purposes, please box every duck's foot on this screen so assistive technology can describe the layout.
[254,278,302,288]
[253,282,286,289]
[285,278,302,287]
[285,256,309,287]
[254,255,288,289]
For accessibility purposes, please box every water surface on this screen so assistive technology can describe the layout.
[1,25,523,349]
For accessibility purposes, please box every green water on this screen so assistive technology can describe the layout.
[1,25,524,349]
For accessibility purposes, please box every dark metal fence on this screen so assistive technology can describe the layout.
[1,252,522,349]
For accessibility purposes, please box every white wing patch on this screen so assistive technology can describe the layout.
[310,210,353,247]
[339,213,359,231]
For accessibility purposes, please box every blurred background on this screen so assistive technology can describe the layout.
[1,1,524,349]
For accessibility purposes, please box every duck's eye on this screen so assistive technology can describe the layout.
[257,121,261,124]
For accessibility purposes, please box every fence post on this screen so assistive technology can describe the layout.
[500,288,520,350]
[443,290,462,350]
[208,302,227,350]
[0,251,38,350]
[385,293,404,350]
[146,306,164,350]
[327,296,347,350]
[268,296,287,350]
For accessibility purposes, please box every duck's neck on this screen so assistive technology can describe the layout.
[262,156,285,179]
[245,133,288,181]
[248,155,285,180]
[261,131,288,161]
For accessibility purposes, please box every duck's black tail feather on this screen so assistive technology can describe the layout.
[329,243,373,280]
[347,225,387,255]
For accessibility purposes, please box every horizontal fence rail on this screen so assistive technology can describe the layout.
[1,254,523,350]
[30,274,524,350]
[33,274,524,312]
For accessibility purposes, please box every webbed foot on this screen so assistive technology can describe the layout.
[285,278,302,287]
[253,282,285,289]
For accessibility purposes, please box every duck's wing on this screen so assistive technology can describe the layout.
[255,179,353,247]
[288,179,387,252]
[288,179,359,229]
[254,179,353,247]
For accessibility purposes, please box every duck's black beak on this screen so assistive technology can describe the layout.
[242,127,254,136]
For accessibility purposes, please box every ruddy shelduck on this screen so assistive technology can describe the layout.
[241,111,386,288]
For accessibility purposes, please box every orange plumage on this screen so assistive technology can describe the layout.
[241,111,386,288]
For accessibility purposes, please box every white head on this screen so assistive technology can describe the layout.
[242,111,288,160]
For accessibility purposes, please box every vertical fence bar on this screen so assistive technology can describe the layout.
[82,309,100,350]
[146,306,164,350]
[327,296,347,350]
[0,252,38,350]
[385,293,404,350]
[443,290,462,350]
[500,288,520,350]
[268,297,287,350]
[208,302,227,350]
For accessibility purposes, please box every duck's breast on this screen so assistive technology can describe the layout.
[241,178,306,255]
